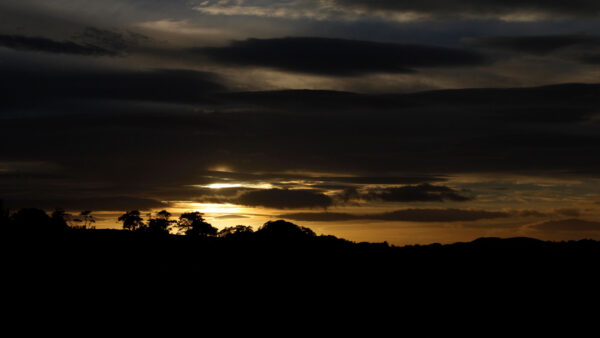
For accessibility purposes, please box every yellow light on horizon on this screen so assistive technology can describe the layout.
[201,182,274,189]
[206,183,242,189]
[171,202,245,214]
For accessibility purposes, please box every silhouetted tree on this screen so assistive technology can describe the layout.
[71,217,83,228]
[218,225,254,239]
[10,208,66,232]
[51,208,71,229]
[176,212,217,237]
[147,210,174,234]
[80,210,96,229]
[257,220,316,239]
[0,199,9,230]
[118,210,145,231]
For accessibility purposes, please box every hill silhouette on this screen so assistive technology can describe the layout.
[3,206,599,287]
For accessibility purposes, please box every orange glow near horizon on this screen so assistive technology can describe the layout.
[169,202,245,214]
[196,183,274,189]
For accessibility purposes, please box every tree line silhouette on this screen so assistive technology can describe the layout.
[3,199,600,257]
[0,200,325,241]
[3,198,600,290]
[116,209,320,239]
[119,209,224,236]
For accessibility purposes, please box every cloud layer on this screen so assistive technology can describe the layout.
[335,0,600,19]
[0,34,119,56]
[197,37,487,76]
[194,0,600,21]
[2,0,600,242]
[280,208,511,222]
[532,219,600,231]
[236,189,333,209]
[363,184,472,202]
[3,83,600,212]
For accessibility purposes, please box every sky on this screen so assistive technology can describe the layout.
[1,0,600,244]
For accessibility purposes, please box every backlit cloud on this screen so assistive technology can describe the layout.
[193,0,600,21]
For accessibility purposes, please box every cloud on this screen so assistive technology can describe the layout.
[518,210,548,217]
[279,212,361,222]
[193,0,600,21]
[1,67,225,107]
[0,34,119,56]
[236,189,333,209]
[363,184,472,202]
[4,196,165,212]
[4,83,600,210]
[352,208,510,222]
[191,187,253,204]
[135,19,227,36]
[531,219,600,231]
[215,84,599,124]
[580,54,600,64]
[196,37,488,76]
[192,0,423,21]
[191,169,446,186]
[280,208,511,222]
[465,35,600,55]
[310,176,447,185]
[554,208,581,217]
[213,214,250,219]
[74,27,151,51]
[334,0,600,20]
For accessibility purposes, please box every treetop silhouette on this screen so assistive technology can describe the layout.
[146,209,175,234]
[218,225,254,239]
[118,210,145,231]
[9,208,68,232]
[256,220,316,239]
[176,211,217,237]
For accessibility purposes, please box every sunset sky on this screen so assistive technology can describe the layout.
[2,0,600,244]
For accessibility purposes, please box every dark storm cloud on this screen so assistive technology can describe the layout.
[532,219,600,231]
[0,34,118,56]
[194,0,600,21]
[400,83,600,108]
[215,84,600,122]
[280,208,511,222]
[308,176,447,185]
[74,27,151,52]
[184,170,446,187]
[4,196,165,211]
[3,82,600,209]
[214,90,394,112]
[580,54,600,64]
[465,35,600,55]
[0,111,222,132]
[333,184,472,204]
[197,37,488,76]
[364,184,472,202]
[168,182,469,208]
[236,189,333,209]
[334,0,600,18]
[4,0,600,240]
[210,84,600,174]
[0,66,225,108]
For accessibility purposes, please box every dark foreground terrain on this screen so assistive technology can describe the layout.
[4,221,599,284]
[4,219,600,320]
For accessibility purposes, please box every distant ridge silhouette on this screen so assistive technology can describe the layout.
[3,206,599,285]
